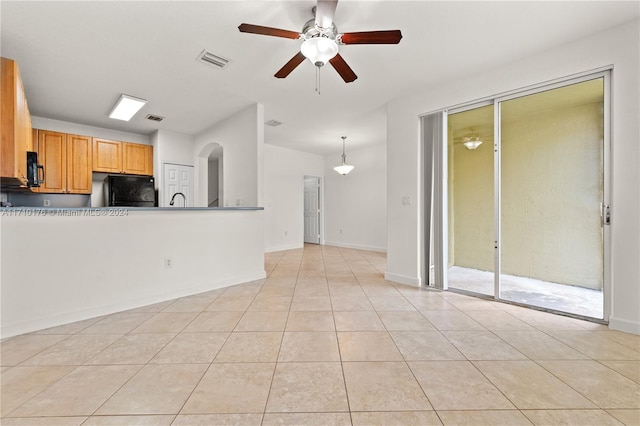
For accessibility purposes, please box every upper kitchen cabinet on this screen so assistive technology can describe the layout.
[36,130,92,194]
[123,142,153,176]
[1,57,33,186]
[93,139,153,175]
[92,138,122,173]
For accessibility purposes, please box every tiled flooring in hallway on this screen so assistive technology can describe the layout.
[1,245,639,426]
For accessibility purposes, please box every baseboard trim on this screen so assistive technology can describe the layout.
[608,316,640,335]
[385,272,421,287]
[324,241,387,253]
[265,243,303,253]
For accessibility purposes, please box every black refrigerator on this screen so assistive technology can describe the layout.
[105,175,156,207]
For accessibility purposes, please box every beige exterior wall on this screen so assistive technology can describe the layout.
[450,101,604,289]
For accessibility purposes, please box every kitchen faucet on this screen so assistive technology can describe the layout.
[169,192,187,207]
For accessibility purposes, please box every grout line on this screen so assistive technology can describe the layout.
[260,247,302,424]
[328,244,355,425]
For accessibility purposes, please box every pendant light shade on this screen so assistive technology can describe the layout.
[334,163,355,175]
[334,136,354,175]
[463,136,483,150]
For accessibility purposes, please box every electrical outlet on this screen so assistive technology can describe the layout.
[43,199,51,207]
[164,258,173,269]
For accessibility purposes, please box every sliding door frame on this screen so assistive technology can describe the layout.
[423,67,611,322]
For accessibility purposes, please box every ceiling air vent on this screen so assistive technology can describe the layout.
[265,120,283,127]
[146,114,164,122]
[197,49,230,69]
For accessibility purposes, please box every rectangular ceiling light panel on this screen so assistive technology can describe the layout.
[109,94,147,121]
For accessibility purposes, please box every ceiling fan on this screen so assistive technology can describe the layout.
[238,0,402,83]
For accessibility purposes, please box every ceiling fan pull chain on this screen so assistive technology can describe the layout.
[315,65,321,95]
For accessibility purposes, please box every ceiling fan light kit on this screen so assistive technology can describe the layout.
[301,36,339,66]
[463,136,483,150]
[334,136,355,175]
[238,0,402,87]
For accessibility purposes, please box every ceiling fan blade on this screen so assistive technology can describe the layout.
[275,52,306,78]
[329,54,357,83]
[340,30,403,45]
[238,23,301,40]
[315,0,338,29]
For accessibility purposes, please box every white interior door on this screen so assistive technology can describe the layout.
[178,166,193,206]
[163,163,194,207]
[304,177,320,244]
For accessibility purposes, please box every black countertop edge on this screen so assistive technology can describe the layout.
[0,206,264,211]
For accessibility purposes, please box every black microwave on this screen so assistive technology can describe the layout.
[26,151,44,187]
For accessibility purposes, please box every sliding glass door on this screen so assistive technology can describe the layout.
[497,77,607,319]
[435,71,609,320]
[446,104,495,297]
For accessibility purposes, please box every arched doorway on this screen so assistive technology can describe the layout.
[197,143,223,208]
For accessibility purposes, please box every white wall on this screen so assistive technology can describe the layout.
[194,104,263,208]
[1,210,265,338]
[324,143,387,252]
[151,129,195,206]
[386,20,640,333]
[263,144,324,252]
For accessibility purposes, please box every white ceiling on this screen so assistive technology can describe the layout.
[1,1,637,155]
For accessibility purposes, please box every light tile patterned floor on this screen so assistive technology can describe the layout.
[1,245,639,425]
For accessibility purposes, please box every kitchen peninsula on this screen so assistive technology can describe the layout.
[1,206,265,337]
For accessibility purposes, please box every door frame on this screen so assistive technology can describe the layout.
[424,67,612,322]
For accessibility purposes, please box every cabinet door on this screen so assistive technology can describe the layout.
[37,130,66,193]
[15,65,33,175]
[123,143,152,175]
[66,134,92,194]
[93,139,122,173]
[1,58,32,182]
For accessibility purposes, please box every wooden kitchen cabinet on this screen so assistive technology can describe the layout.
[36,130,92,194]
[66,134,93,193]
[123,142,153,175]
[1,57,33,185]
[93,139,152,175]
[92,138,122,173]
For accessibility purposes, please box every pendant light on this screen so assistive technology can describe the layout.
[334,136,355,175]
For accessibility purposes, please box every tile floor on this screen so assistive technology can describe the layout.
[1,245,639,426]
